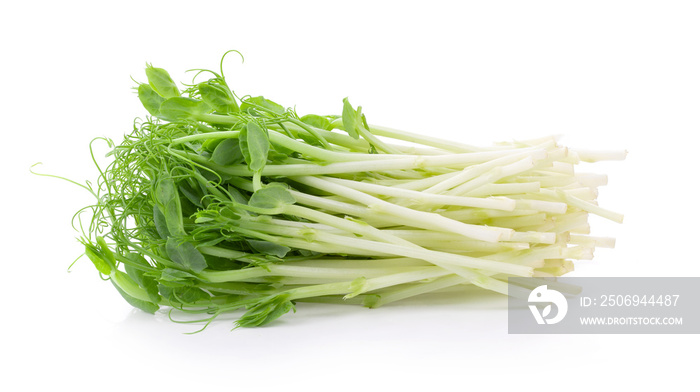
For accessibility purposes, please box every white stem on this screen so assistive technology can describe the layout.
[571,149,628,162]
[321,176,516,211]
[292,175,513,242]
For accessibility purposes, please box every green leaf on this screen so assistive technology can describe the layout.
[362,294,382,308]
[145,66,180,98]
[266,148,290,162]
[344,277,369,299]
[244,254,283,271]
[297,130,325,147]
[203,254,244,271]
[198,82,239,113]
[158,285,210,304]
[361,112,370,131]
[159,97,212,121]
[157,267,199,288]
[300,114,333,130]
[155,177,185,237]
[112,270,160,314]
[236,293,296,328]
[342,97,360,139]
[123,253,149,285]
[248,184,296,209]
[112,281,160,314]
[84,246,113,275]
[269,143,295,160]
[178,181,204,209]
[176,286,210,303]
[124,253,161,304]
[201,137,223,152]
[240,96,285,116]
[240,121,269,172]
[152,204,170,239]
[246,240,290,258]
[95,236,116,264]
[227,185,251,205]
[211,138,244,166]
[218,205,242,221]
[137,84,165,116]
[165,238,208,273]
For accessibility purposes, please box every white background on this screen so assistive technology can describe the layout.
[2,0,699,390]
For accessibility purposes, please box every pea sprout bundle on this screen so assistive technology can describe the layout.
[69,53,625,329]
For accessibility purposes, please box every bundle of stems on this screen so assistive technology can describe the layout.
[69,53,624,329]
